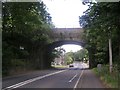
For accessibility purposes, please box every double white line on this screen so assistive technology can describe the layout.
[69,74,78,83]
[3,70,67,90]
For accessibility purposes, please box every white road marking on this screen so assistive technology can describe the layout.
[3,70,67,90]
[69,74,77,83]
[74,70,84,89]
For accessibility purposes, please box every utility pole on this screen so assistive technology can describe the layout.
[109,38,113,73]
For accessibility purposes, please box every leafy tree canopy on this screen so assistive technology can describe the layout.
[79,2,120,67]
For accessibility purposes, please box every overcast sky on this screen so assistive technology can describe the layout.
[61,44,82,52]
[43,0,88,28]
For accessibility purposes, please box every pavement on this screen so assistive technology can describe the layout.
[77,69,105,88]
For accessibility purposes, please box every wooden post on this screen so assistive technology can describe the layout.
[109,38,112,73]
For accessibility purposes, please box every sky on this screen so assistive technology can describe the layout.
[43,0,88,28]
[61,44,82,52]
[43,0,88,52]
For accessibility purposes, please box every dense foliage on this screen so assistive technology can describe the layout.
[2,1,54,76]
[64,49,88,65]
[79,2,120,68]
[64,51,74,65]
[73,49,88,62]
[52,47,65,58]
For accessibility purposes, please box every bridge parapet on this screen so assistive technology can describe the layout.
[51,28,84,42]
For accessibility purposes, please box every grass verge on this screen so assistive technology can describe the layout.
[51,65,68,68]
[93,65,119,88]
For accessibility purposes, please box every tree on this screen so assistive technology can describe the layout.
[64,51,74,65]
[2,1,54,75]
[73,49,88,62]
[79,2,120,69]
[51,47,65,60]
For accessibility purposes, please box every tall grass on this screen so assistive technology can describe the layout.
[93,65,119,88]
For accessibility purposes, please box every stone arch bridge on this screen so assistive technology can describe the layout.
[42,28,95,69]
[44,28,94,68]
[48,28,85,49]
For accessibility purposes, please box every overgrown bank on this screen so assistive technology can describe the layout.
[2,1,54,76]
[93,65,119,88]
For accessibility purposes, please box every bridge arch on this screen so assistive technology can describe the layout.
[48,40,86,51]
[44,28,95,69]
[44,40,88,68]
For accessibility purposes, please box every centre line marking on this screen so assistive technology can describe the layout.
[74,70,84,89]
[69,74,77,83]
[2,70,67,90]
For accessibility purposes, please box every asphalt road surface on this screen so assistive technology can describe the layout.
[2,63,105,89]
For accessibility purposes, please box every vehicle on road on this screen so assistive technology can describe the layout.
[69,64,74,67]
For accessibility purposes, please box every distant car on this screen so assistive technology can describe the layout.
[69,64,74,67]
